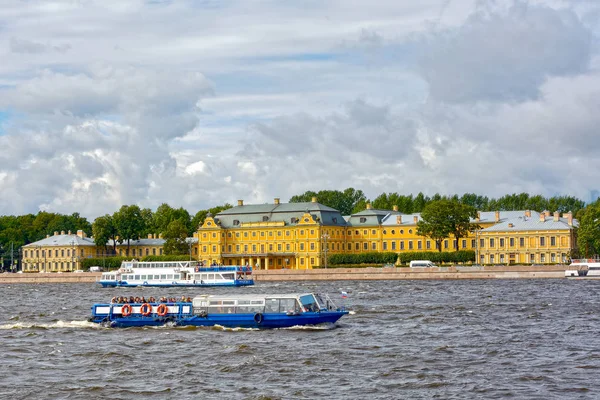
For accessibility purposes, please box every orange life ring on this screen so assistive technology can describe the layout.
[121,304,132,317]
[157,304,168,316]
[140,303,152,316]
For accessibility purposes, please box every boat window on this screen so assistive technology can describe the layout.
[209,274,214,280]
[222,273,234,280]
[299,294,319,312]
[167,274,173,280]
[161,274,167,279]
[279,298,298,313]
[154,275,160,280]
[265,299,279,313]
[134,275,140,280]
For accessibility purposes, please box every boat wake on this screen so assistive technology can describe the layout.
[0,320,100,330]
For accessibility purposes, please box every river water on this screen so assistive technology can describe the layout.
[1,279,599,399]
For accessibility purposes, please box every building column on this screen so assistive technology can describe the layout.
[249,257,254,269]
[265,257,270,270]
[241,258,245,267]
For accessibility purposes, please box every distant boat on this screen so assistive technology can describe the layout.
[89,292,349,329]
[565,259,600,279]
[97,260,253,287]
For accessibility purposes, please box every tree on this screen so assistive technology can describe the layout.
[417,200,454,251]
[447,202,480,250]
[163,219,190,256]
[289,188,366,215]
[113,205,145,256]
[92,215,118,255]
[577,201,600,258]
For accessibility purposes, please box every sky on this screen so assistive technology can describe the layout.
[0,0,599,219]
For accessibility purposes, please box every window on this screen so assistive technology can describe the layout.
[252,232,256,237]
[499,238,505,247]
[383,242,387,250]
[244,245,248,252]
[286,244,290,251]
[310,230,314,235]
[400,241,404,250]
[300,243,304,251]
[462,240,467,249]
[480,238,484,248]
[233,220,240,226]
[409,229,413,234]
[550,237,556,246]
[520,238,525,247]
[489,238,495,247]
[262,216,269,221]
[291,218,298,224]
[355,243,359,250]
[444,240,448,249]
[348,243,352,250]
[360,217,366,223]
[500,254,505,263]
[490,254,495,263]
[228,245,232,252]
[310,243,315,250]
[551,253,556,262]
[530,254,535,263]
[371,243,376,250]
[391,230,395,234]
[310,258,315,265]
[363,243,368,250]
[301,258,305,265]
[212,233,216,238]
[332,218,337,223]
[278,231,282,236]
[269,244,273,251]
[355,230,359,235]
[391,242,396,250]
[252,245,256,252]
[471,239,475,248]
[286,231,290,236]
[509,238,514,247]
[400,230,404,234]
[236,245,240,252]
[540,237,545,246]
[383,230,387,235]
[236,232,240,237]
[541,253,546,262]
[363,230,367,235]
[152,248,156,255]
[244,232,248,238]
[426,241,431,250]
[372,230,376,235]
[261,231,265,237]
[203,246,207,252]
[418,241,422,250]
[278,244,282,251]
[409,241,413,250]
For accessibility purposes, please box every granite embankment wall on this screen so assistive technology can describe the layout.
[0,265,568,284]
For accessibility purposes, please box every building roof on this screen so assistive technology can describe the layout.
[214,201,347,228]
[482,215,578,232]
[23,234,96,247]
[107,238,166,246]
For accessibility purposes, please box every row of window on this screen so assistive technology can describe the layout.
[26,261,77,270]
[481,253,568,264]
[118,248,164,257]
[24,248,85,258]
[480,236,562,248]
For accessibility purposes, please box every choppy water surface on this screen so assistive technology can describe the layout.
[2,280,600,399]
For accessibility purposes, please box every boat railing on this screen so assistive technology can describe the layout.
[319,293,343,311]
[196,266,252,272]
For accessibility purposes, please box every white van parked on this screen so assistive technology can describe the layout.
[409,260,436,268]
[89,266,103,272]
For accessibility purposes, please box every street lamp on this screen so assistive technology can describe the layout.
[70,240,75,271]
[321,233,330,269]
[186,238,195,262]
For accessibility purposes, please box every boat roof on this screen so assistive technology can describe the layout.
[193,293,315,300]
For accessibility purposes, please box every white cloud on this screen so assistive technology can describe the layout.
[0,0,599,219]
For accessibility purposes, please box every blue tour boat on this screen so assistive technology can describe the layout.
[89,292,348,328]
[97,260,253,288]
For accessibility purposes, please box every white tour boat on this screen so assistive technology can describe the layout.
[98,260,253,287]
[565,259,600,279]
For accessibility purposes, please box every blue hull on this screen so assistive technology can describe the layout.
[89,303,347,329]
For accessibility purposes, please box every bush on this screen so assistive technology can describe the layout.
[329,251,475,266]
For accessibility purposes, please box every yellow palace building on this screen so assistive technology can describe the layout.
[195,198,578,269]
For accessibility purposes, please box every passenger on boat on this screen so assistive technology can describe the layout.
[129,296,135,303]
[186,296,192,302]
[180,296,186,302]
[111,297,117,304]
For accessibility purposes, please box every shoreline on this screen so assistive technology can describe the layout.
[0,265,569,283]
